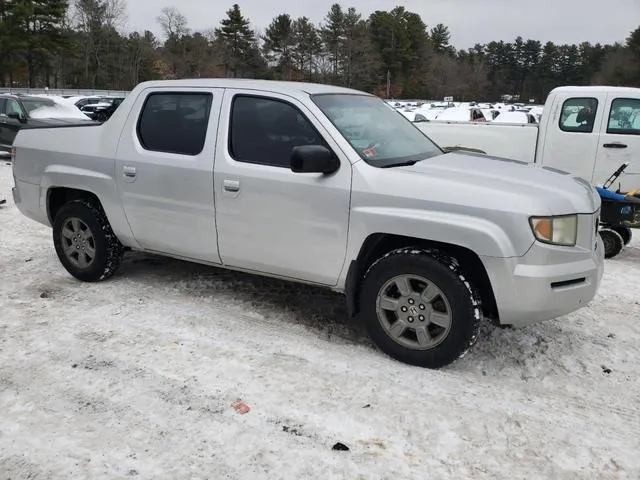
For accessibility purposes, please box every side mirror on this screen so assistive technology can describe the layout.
[290,145,339,174]
[7,112,25,123]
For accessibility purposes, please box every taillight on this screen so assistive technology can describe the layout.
[10,146,16,162]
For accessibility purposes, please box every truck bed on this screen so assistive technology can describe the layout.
[20,118,99,129]
[416,121,539,163]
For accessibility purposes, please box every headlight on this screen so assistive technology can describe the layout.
[529,215,578,246]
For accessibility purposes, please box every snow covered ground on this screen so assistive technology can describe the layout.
[1,161,639,479]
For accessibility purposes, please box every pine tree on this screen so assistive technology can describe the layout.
[9,0,68,86]
[291,16,321,81]
[320,4,344,80]
[215,4,259,77]
[430,23,452,55]
[262,14,294,79]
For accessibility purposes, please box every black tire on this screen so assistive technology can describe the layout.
[611,226,632,246]
[358,248,481,369]
[599,228,624,259]
[52,199,124,282]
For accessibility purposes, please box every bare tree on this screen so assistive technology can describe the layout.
[104,0,127,31]
[156,6,189,41]
[156,6,189,75]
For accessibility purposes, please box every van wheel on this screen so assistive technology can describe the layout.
[359,248,481,369]
[52,199,124,282]
[599,228,624,259]
[611,226,632,246]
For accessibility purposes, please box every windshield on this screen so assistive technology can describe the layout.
[21,98,55,113]
[311,94,443,167]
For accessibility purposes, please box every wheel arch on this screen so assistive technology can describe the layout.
[47,187,101,225]
[45,185,138,249]
[345,233,498,323]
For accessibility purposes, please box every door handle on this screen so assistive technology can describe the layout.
[603,143,627,149]
[122,166,137,178]
[223,179,240,192]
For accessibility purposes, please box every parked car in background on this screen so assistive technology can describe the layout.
[397,109,429,123]
[66,95,104,110]
[434,106,488,122]
[492,111,538,124]
[0,93,95,158]
[81,97,126,121]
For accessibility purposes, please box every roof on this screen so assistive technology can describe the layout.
[550,86,640,95]
[132,78,370,96]
[0,92,54,102]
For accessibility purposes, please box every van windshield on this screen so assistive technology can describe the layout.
[311,93,443,168]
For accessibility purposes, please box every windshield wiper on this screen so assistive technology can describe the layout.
[380,158,430,168]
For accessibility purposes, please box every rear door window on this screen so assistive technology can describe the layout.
[137,92,213,156]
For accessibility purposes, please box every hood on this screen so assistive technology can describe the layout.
[385,151,600,216]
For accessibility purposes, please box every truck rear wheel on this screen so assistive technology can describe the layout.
[52,200,124,282]
[359,248,481,369]
[599,228,624,259]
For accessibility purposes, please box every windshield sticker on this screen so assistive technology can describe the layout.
[363,146,377,158]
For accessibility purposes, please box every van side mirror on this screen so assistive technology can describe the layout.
[7,112,26,123]
[290,145,339,174]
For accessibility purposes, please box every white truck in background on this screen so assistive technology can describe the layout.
[416,86,640,193]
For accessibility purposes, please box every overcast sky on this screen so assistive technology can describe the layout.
[125,0,639,49]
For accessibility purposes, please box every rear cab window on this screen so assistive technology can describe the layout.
[607,98,640,135]
[137,92,213,156]
[559,98,598,133]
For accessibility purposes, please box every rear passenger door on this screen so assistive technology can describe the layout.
[115,88,223,263]
[595,96,640,192]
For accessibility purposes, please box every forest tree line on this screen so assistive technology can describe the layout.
[0,0,639,101]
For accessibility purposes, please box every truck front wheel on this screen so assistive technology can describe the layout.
[52,200,124,282]
[359,248,481,369]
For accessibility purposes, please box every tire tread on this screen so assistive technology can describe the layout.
[53,199,124,281]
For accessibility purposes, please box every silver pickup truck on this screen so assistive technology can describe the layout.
[11,79,605,368]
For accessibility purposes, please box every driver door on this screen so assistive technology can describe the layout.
[595,95,640,191]
[213,89,352,286]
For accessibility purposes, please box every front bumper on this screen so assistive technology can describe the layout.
[481,234,605,327]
